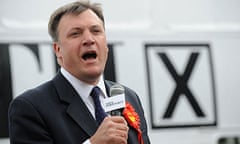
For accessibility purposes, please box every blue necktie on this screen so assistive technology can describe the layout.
[90,86,107,124]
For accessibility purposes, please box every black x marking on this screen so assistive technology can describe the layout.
[158,52,205,118]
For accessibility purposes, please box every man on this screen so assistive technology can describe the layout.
[8,0,150,144]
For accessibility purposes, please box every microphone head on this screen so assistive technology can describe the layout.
[109,84,125,116]
[110,84,125,97]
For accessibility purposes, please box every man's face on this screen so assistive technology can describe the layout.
[54,9,108,85]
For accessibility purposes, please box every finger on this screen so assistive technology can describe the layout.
[117,130,129,144]
[118,124,129,131]
[110,116,128,124]
[116,130,128,139]
[101,117,129,133]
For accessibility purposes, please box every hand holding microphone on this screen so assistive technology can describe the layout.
[90,84,129,144]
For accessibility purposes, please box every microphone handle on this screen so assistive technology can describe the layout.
[111,110,122,116]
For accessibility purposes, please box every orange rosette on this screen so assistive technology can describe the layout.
[122,102,144,144]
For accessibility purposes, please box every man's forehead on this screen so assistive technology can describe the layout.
[63,9,99,20]
[60,10,103,26]
[57,10,104,35]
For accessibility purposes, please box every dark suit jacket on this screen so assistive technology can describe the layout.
[9,72,150,144]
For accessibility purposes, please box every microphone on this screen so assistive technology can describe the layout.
[109,84,125,116]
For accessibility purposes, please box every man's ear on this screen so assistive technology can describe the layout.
[53,42,61,58]
[53,42,63,66]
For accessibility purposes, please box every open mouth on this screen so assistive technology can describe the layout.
[82,51,97,61]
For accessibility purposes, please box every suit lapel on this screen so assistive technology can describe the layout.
[53,72,98,136]
[66,94,98,136]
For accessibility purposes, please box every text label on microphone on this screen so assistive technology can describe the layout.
[104,94,125,112]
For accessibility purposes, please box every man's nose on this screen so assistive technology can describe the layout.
[82,31,95,46]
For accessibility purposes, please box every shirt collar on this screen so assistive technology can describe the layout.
[60,67,107,100]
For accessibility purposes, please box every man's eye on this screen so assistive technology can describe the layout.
[94,30,103,35]
[95,29,100,32]
[71,32,79,36]
[92,28,102,33]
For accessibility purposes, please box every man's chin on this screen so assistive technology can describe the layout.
[83,72,102,85]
